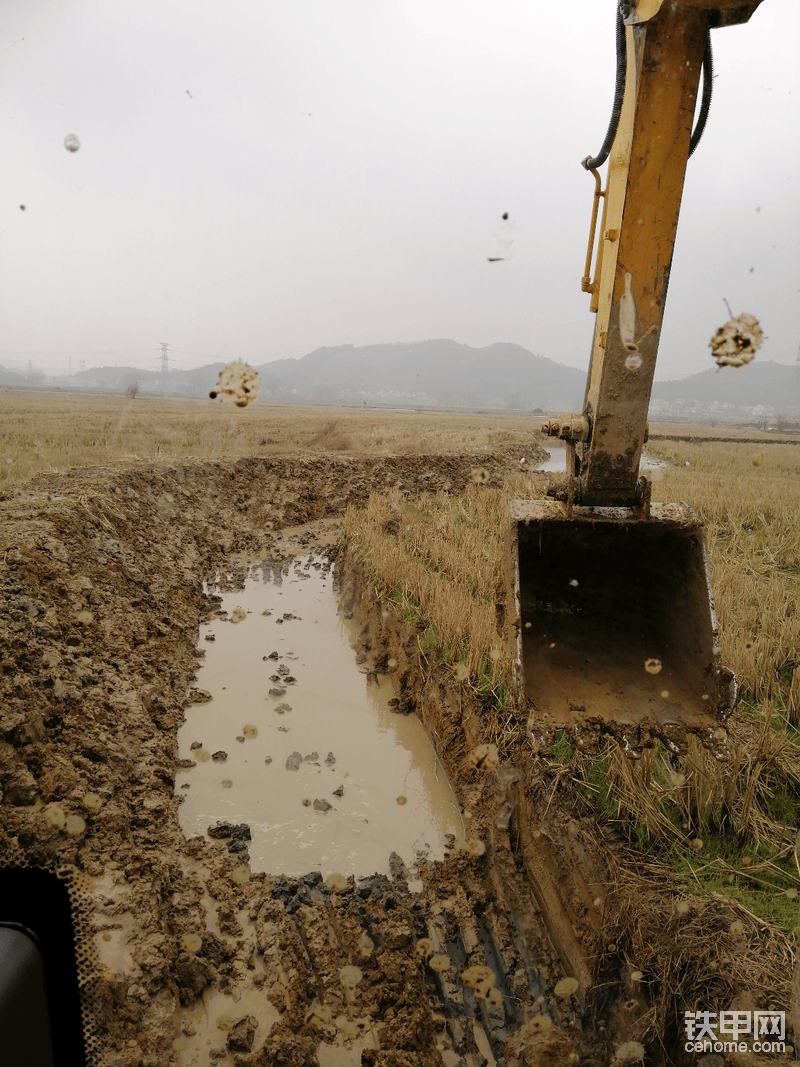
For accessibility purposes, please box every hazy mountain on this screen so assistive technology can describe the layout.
[44,364,225,396]
[651,360,799,412]
[256,340,586,410]
[7,341,798,416]
[0,365,29,386]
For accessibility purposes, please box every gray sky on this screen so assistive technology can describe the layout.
[1,0,798,381]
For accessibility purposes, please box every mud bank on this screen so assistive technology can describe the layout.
[0,451,793,1066]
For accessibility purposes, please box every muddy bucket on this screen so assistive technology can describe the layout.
[504,499,737,739]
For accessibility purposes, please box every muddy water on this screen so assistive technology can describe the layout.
[176,555,462,877]
[538,439,666,479]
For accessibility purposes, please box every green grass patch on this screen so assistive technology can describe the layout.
[666,835,800,934]
[550,729,574,766]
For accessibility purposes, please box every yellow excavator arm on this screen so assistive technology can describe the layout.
[505,0,766,744]
[548,0,765,508]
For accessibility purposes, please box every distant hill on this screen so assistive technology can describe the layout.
[256,341,586,410]
[3,342,797,416]
[43,364,226,397]
[17,341,587,410]
[651,360,800,414]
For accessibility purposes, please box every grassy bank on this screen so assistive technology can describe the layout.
[343,437,800,930]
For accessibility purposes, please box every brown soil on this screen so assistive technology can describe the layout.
[0,450,792,1066]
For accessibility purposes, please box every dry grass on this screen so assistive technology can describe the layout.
[647,439,800,717]
[579,712,800,856]
[0,389,546,491]
[343,427,800,930]
[343,486,512,689]
[600,847,796,1051]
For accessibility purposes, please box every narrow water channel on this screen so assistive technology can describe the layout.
[175,553,462,877]
[538,439,666,477]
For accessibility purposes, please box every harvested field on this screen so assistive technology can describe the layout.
[1,394,798,1066]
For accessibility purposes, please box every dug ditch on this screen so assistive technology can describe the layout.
[0,451,792,1067]
[177,552,462,878]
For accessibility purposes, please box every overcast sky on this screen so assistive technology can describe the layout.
[1,0,798,381]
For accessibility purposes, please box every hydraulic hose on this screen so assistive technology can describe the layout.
[583,7,713,170]
[582,4,627,171]
[688,27,713,157]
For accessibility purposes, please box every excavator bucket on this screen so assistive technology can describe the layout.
[505,499,737,741]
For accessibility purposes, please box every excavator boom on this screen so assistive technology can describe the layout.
[505,0,765,744]
[579,0,764,507]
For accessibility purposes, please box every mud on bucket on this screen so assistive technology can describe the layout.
[504,499,737,737]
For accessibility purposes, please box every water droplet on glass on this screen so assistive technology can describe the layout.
[305,1002,332,1026]
[181,932,202,954]
[554,976,578,998]
[614,1041,645,1064]
[462,965,495,989]
[467,743,499,772]
[339,965,363,988]
[45,803,66,829]
[429,953,451,972]
[415,938,433,958]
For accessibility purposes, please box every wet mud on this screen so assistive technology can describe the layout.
[0,450,793,1066]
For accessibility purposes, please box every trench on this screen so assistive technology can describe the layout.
[175,551,462,878]
[1,452,771,1067]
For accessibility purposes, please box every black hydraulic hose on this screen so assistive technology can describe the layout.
[582,8,713,170]
[688,27,713,157]
[582,4,627,171]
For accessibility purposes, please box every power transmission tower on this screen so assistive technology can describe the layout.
[159,342,171,395]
